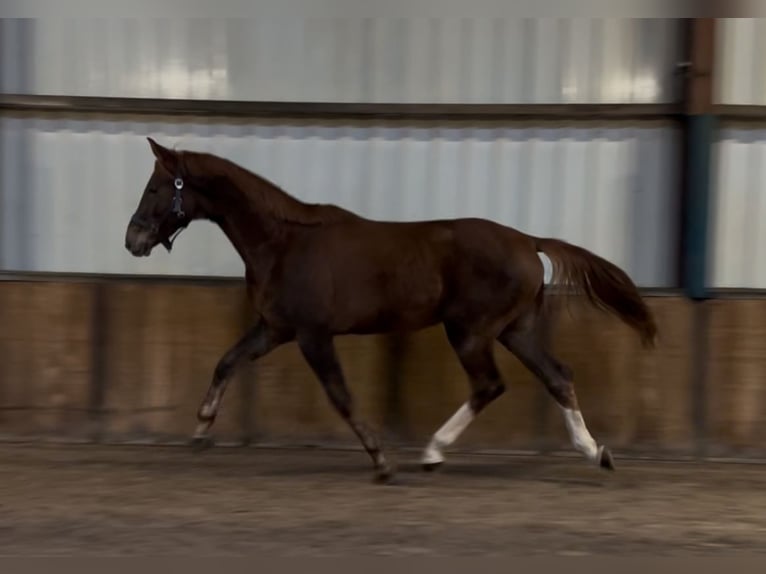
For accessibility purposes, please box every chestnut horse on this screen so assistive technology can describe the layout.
[125,138,657,483]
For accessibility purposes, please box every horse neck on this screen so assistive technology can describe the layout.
[202,174,302,266]
[213,209,271,265]
[192,155,357,266]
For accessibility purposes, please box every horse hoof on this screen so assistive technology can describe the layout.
[191,435,215,452]
[599,446,615,471]
[422,461,443,473]
[373,467,395,485]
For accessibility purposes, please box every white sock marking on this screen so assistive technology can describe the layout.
[193,421,210,438]
[422,402,475,465]
[561,407,600,462]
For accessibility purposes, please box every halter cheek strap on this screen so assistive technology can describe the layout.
[171,177,186,218]
[129,174,188,253]
[161,176,187,251]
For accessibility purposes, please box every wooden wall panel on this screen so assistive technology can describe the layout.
[2,280,765,460]
[99,282,253,443]
[706,299,766,456]
[0,281,94,437]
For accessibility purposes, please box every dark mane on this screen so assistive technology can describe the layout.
[183,150,361,226]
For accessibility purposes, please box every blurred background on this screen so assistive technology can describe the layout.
[0,13,764,460]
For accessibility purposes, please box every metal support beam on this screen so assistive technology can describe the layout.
[715,104,766,120]
[680,18,716,301]
[683,114,715,300]
[0,93,682,122]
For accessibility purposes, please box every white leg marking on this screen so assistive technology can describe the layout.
[422,402,475,465]
[199,397,219,420]
[560,407,601,463]
[194,396,220,438]
[193,421,211,438]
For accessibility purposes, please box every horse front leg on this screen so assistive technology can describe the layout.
[192,320,291,449]
[296,329,394,483]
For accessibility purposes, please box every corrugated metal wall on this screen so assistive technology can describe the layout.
[0,17,684,287]
[0,115,680,286]
[711,19,766,288]
[715,18,766,106]
[1,18,683,103]
[710,124,766,288]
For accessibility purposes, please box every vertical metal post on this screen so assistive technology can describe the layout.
[680,19,716,457]
[0,21,5,270]
[681,18,716,301]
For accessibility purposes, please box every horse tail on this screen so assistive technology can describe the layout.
[535,237,658,348]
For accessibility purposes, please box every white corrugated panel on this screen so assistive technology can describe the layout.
[0,17,682,104]
[710,125,766,288]
[0,114,680,286]
[715,18,766,105]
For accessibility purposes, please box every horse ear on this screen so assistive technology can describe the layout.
[147,137,180,175]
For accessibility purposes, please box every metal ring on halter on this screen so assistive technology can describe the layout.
[174,177,184,190]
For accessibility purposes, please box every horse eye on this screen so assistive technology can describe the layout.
[147,188,158,194]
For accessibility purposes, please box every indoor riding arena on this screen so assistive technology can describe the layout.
[1,9,766,557]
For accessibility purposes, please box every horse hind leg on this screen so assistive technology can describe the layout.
[497,321,615,471]
[421,323,506,471]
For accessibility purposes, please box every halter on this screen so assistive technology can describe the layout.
[129,176,187,252]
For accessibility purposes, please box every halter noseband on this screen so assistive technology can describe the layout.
[129,176,187,252]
